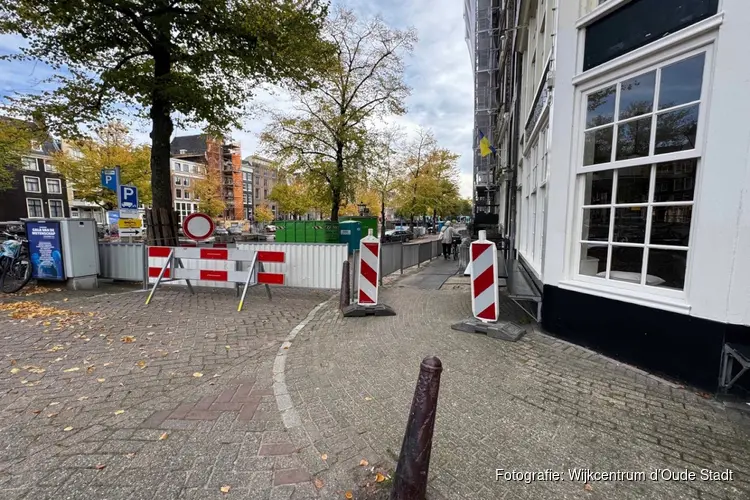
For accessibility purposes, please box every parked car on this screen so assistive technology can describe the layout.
[214,227,228,236]
[385,229,412,243]
[228,225,243,235]
[265,225,277,233]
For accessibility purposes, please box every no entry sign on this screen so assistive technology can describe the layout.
[182,213,215,241]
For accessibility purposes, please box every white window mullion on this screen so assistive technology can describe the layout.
[605,170,619,279]
[640,164,658,285]
[649,68,662,156]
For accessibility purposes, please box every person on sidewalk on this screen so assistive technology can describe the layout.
[441,221,455,259]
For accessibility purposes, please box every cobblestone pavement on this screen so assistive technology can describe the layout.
[0,284,333,499]
[284,260,750,500]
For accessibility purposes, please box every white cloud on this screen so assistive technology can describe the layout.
[0,1,474,197]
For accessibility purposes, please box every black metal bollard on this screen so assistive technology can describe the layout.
[340,260,350,310]
[391,356,443,500]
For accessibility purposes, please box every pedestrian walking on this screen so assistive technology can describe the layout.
[441,221,455,259]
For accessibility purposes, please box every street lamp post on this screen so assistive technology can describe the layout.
[357,201,366,217]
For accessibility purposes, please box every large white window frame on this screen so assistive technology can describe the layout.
[26,198,44,218]
[48,199,64,218]
[46,178,62,194]
[567,38,716,306]
[24,176,41,193]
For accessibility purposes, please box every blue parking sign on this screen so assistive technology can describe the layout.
[101,168,118,191]
[119,185,139,209]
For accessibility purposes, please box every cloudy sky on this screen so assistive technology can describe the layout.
[0,0,475,197]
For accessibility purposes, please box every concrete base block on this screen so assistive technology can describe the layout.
[450,318,526,342]
[66,275,99,291]
[342,303,397,317]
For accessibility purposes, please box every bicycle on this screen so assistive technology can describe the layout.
[451,235,461,261]
[0,231,32,293]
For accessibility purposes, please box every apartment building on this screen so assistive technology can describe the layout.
[245,155,278,218]
[0,133,69,221]
[469,0,748,391]
[170,158,205,225]
[170,134,243,220]
[240,159,254,220]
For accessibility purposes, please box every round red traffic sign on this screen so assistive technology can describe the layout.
[182,213,215,241]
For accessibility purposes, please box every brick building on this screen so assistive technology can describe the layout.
[245,155,278,218]
[170,135,243,220]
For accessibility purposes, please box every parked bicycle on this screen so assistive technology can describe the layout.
[0,231,32,293]
[451,235,461,261]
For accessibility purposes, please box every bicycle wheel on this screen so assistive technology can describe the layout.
[1,257,32,293]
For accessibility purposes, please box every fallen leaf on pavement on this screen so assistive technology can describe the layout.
[47,413,58,418]
[364,397,373,401]
[192,372,203,378]
[48,345,65,352]
[126,453,136,458]
[584,482,593,492]
[321,454,328,460]
[63,426,73,432]
[159,432,168,441]
[375,473,385,483]
[97,378,105,383]
[78,396,88,401]
[103,362,111,367]
[10,368,20,374]
[63,298,69,302]
[345,492,353,499]
[95,464,106,470]
[314,478,324,489]
[225,345,230,350]
[86,366,96,374]
[43,321,51,326]
[220,485,231,494]
[32,410,41,414]
[114,410,125,415]
[359,459,369,467]
[137,360,147,369]
[121,336,136,343]
[49,402,59,406]
[27,367,45,374]
[63,367,80,372]
[10,359,16,365]
[88,312,94,317]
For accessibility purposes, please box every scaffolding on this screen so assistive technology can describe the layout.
[473,0,502,217]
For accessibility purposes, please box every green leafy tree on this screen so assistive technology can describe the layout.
[0,0,334,243]
[193,167,225,218]
[0,119,46,192]
[367,127,407,240]
[254,202,274,224]
[269,180,312,218]
[261,8,416,222]
[53,122,151,209]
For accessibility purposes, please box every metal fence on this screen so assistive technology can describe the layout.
[98,243,146,282]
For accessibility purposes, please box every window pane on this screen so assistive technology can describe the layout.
[654,159,697,201]
[610,246,645,282]
[584,127,613,165]
[25,178,39,191]
[651,205,692,246]
[655,104,699,155]
[616,117,651,160]
[614,207,647,243]
[616,165,650,203]
[22,157,37,170]
[659,53,705,110]
[619,71,656,120]
[582,208,610,241]
[50,201,63,217]
[647,248,687,289]
[580,243,608,277]
[586,86,616,128]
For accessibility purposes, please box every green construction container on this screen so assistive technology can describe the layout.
[292,221,305,243]
[340,216,378,239]
[273,220,287,242]
[305,221,317,243]
[324,222,340,243]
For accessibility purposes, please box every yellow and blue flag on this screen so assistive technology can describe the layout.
[478,130,496,157]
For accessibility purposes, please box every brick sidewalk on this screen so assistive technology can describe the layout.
[283,262,750,500]
[0,284,333,499]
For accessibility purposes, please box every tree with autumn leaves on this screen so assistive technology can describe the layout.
[53,122,151,210]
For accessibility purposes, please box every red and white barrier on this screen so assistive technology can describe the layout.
[470,231,499,322]
[145,246,285,311]
[357,230,381,306]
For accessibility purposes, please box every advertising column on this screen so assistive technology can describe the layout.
[25,220,65,281]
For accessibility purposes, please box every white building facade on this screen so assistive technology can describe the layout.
[487,0,747,391]
[171,158,205,225]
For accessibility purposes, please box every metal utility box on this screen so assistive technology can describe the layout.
[59,219,100,289]
[339,221,362,255]
[340,216,377,239]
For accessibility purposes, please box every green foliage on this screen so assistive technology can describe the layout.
[0,0,335,137]
[269,179,313,217]
[261,7,416,221]
[0,119,46,192]
[254,203,274,224]
[52,122,151,209]
[193,168,225,218]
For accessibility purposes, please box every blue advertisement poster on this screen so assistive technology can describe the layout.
[25,221,65,281]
